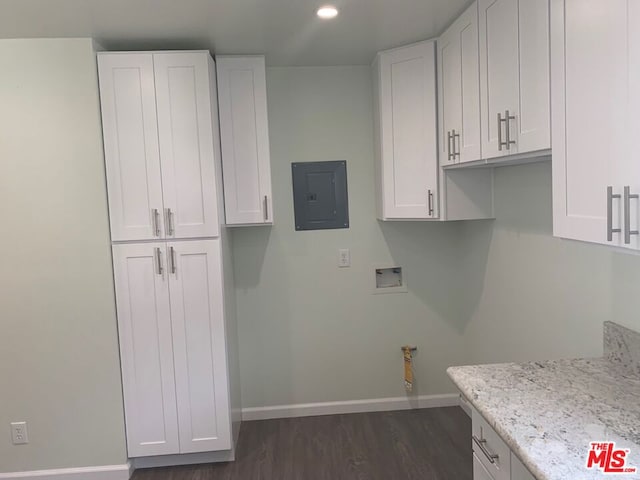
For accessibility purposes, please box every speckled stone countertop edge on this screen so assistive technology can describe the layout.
[447,366,548,480]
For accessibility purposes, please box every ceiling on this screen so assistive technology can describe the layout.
[0,0,471,65]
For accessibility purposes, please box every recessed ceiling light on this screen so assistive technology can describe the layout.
[317,5,339,19]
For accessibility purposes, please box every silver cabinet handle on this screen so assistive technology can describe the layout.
[165,208,174,236]
[608,186,622,242]
[472,435,499,464]
[428,189,434,216]
[447,130,454,161]
[497,113,506,151]
[169,246,176,274]
[263,196,269,221]
[504,110,516,150]
[452,129,460,159]
[152,208,161,237]
[624,186,639,244]
[155,247,163,276]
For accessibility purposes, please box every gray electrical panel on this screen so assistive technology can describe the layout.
[291,161,349,231]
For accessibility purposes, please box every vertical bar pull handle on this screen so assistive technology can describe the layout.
[152,209,161,237]
[608,186,622,242]
[452,129,461,159]
[505,110,516,150]
[169,246,176,274]
[155,247,163,276]
[447,131,454,161]
[428,189,434,216]
[624,186,639,244]
[497,113,505,151]
[264,196,269,221]
[165,208,174,236]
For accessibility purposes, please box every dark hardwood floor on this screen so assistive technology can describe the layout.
[132,407,471,480]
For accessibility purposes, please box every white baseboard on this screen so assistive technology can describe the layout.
[132,450,234,470]
[241,393,460,421]
[0,463,133,480]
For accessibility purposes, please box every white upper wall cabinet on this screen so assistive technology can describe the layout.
[552,0,640,249]
[154,53,220,239]
[216,56,273,226]
[98,54,165,241]
[479,0,550,159]
[438,1,482,165]
[98,52,220,241]
[373,40,439,220]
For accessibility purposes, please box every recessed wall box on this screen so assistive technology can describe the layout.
[292,161,349,231]
[373,266,407,294]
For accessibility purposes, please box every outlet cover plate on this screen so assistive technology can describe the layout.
[11,422,28,445]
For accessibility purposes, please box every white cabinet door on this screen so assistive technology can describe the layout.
[375,40,439,219]
[154,53,220,239]
[112,243,179,457]
[98,54,165,241]
[517,0,550,153]
[216,56,273,225]
[439,1,482,165]
[479,0,550,159]
[439,23,463,166]
[623,1,640,250]
[551,0,627,246]
[168,240,231,453]
[479,0,520,158]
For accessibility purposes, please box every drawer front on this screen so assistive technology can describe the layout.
[471,406,511,480]
[511,452,535,480]
[474,453,496,480]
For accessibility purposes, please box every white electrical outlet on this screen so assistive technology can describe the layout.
[11,422,28,445]
[338,248,351,268]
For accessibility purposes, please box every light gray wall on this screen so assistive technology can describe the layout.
[233,66,469,408]
[461,161,640,364]
[234,68,640,410]
[0,38,127,472]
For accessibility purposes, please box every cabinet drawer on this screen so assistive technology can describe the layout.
[511,452,535,480]
[474,453,496,480]
[471,406,511,480]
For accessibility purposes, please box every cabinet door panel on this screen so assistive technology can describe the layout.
[552,0,626,245]
[112,243,179,457]
[624,1,640,249]
[518,0,550,152]
[378,41,439,219]
[439,31,462,165]
[217,56,273,225]
[154,53,220,239]
[168,240,231,453]
[98,54,164,241]
[459,5,482,163]
[479,0,520,158]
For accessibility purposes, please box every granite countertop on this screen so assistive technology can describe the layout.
[447,322,640,480]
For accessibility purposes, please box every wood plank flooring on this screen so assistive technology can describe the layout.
[131,407,471,480]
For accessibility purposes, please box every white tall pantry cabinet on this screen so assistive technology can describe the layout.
[97,51,240,462]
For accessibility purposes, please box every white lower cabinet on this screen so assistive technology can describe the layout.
[474,453,497,480]
[112,240,231,458]
[471,405,535,480]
